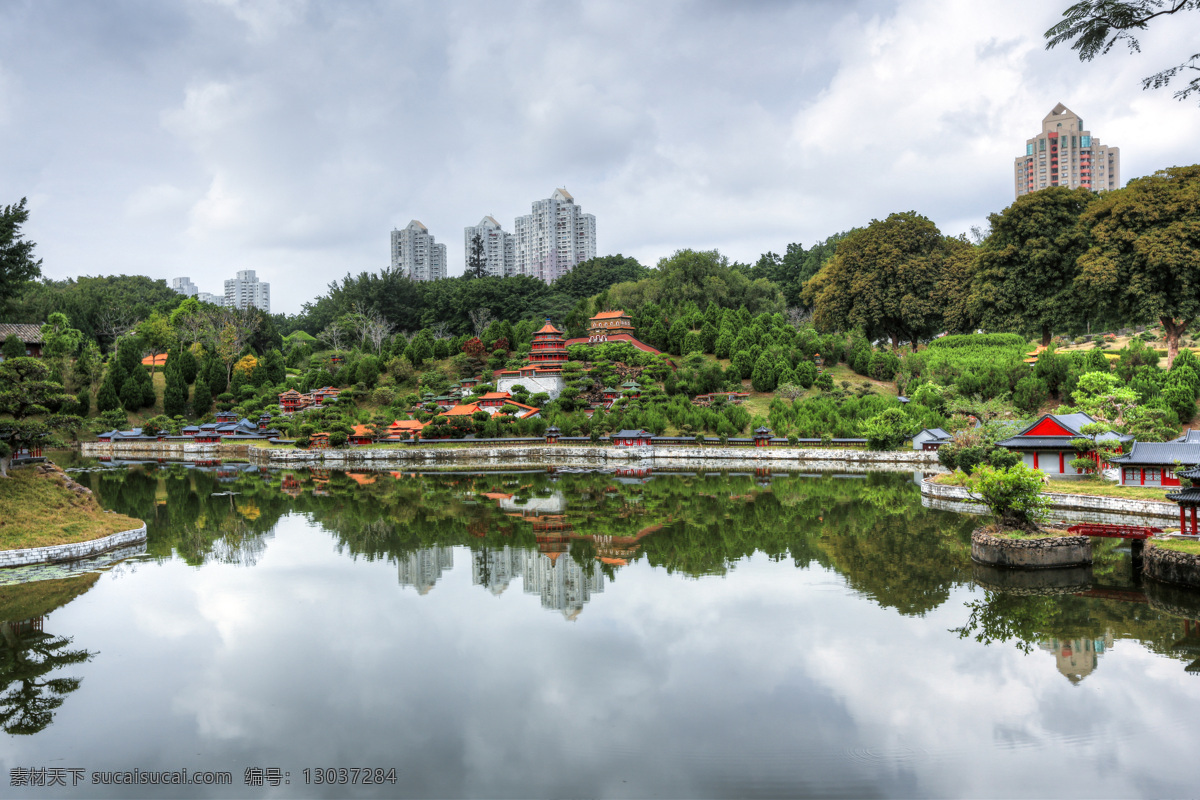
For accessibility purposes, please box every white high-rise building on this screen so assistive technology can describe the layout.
[196,292,224,306]
[171,277,198,297]
[513,188,596,283]
[223,269,271,312]
[390,220,447,282]
[463,216,516,278]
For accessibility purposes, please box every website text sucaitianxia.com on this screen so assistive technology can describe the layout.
[11,766,399,788]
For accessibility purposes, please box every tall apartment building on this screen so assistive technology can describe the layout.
[170,277,198,297]
[513,188,596,283]
[196,292,224,306]
[1014,103,1121,199]
[463,216,516,278]
[390,220,447,282]
[223,269,271,312]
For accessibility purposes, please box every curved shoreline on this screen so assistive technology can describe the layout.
[0,523,148,569]
[920,477,1179,521]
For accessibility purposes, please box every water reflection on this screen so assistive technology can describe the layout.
[0,576,99,735]
[3,455,1199,795]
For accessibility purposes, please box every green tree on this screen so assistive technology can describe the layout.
[861,407,918,451]
[750,353,777,392]
[803,212,970,349]
[0,198,43,306]
[467,232,487,279]
[0,358,82,476]
[1076,165,1200,367]
[965,463,1051,530]
[1045,0,1200,103]
[135,312,175,375]
[971,187,1094,345]
[192,375,212,416]
[2,335,24,360]
[163,367,188,418]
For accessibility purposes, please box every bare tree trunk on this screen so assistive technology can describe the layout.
[1041,324,1051,347]
[1161,316,1190,369]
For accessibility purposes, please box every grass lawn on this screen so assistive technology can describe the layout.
[0,467,143,550]
[1156,539,1200,555]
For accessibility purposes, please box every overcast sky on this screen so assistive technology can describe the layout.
[2,0,1198,314]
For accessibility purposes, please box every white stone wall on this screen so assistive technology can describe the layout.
[921,477,1180,520]
[0,524,147,568]
[496,374,564,400]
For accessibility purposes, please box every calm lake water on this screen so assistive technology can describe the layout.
[2,454,1200,798]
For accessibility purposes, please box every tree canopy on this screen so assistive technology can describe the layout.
[0,199,42,307]
[1075,164,1200,366]
[802,212,972,349]
[971,186,1095,345]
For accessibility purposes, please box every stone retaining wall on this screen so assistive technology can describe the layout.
[971,528,1092,569]
[1144,542,1200,589]
[0,524,148,569]
[922,477,1179,520]
[971,562,1094,595]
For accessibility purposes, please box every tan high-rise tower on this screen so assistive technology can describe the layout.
[1014,103,1120,198]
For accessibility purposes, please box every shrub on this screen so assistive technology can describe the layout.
[861,407,917,451]
[965,463,1050,529]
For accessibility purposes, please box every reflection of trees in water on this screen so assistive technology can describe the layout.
[80,463,1200,661]
[0,619,93,735]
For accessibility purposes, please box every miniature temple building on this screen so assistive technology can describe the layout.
[545,426,561,444]
[997,412,1133,479]
[913,428,952,451]
[612,429,653,446]
[1111,441,1200,487]
[349,425,375,445]
[528,321,569,367]
[753,426,773,447]
[1167,466,1200,533]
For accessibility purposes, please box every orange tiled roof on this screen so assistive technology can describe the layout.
[351,424,374,437]
[479,391,512,400]
[535,322,561,334]
[441,403,480,417]
[591,310,629,320]
[141,354,169,366]
[389,419,425,430]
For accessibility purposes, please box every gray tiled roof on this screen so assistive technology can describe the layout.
[1111,442,1200,467]
[0,323,43,343]
[1174,429,1200,443]
[1165,487,1200,503]
[998,436,1082,448]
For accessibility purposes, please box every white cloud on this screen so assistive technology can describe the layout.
[1,0,1198,312]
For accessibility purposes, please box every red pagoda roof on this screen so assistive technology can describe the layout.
[535,322,561,335]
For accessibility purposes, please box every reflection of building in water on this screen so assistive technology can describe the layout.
[1172,619,1200,675]
[1038,633,1115,683]
[471,546,524,596]
[521,551,604,621]
[499,491,566,515]
[397,547,454,595]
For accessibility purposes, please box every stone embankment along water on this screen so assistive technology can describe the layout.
[971,528,1093,569]
[921,477,1179,520]
[1144,542,1200,589]
[0,523,147,568]
[81,440,943,469]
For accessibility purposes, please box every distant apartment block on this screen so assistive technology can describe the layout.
[514,188,596,283]
[224,269,271,312]
[391,220,447,282]
[196,292,224,306]
[171,277,198,297]
[463,216,516,278]
[1015,103,1121,198]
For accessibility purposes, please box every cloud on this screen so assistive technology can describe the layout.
[1,0,1198,312]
